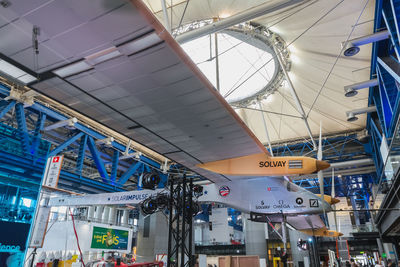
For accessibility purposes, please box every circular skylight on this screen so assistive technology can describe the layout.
[181,25,283,105]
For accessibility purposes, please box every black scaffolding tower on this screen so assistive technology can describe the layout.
[167,174,194,267]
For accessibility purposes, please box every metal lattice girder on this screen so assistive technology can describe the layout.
[118,161,142,185]
[272,134,366,162]
[76,134,88,175]
[376,57,400,136]
[30,102,161,169]
[167,176,194,267]
[111,151,119,182]
[30,113,46,156]
[15,103,30,154]
[0,100,15,119]
[48,132,84,157]
[381,0,400,58]
[87,135,110,184]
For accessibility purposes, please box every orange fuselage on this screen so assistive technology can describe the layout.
[197,153,330,176]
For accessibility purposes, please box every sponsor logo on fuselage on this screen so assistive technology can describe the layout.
[255,200,290,210]
[273,201,290,209]
[110,193,150,202]
[294,197,306,208]
[219,186,230,197]
[309,199,319,207]
[259,161,287,168]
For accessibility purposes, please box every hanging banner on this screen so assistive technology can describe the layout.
[29,155,63,248]
[42,155,64,188]
[90,226,130,250]
[29,206,51,248]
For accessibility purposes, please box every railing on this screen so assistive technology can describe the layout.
[351,223,378,233]
[195,240,244,246]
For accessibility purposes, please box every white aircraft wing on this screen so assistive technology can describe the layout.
[0,0,268,183]
[286,214,326,230]
[49,189,164,207]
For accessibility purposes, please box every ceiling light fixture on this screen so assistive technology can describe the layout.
[342,30,389,57]
[346,106,376,122]
[344,78,378,97]
[0,59,37,84]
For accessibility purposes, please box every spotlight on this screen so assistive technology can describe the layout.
[341,30,389,57]
[184,201,201,222]
[142,172,161,190]
[155,194,170,210]
[346,112,358,122]
[193,185,204,197]
[346,106,376,122]
[344,79,378,97]
[140,198,158,215]
[297,239,309,251]
[343,45,360,57]
[344,88,358,97]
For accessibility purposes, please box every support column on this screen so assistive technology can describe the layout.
[288,229,310,267]
[95,206,104,223]
[87,206,95,222]
[244,214,267,259]
[122,210,130,226]
[109,207,117,225]
[377,238,388,266]
[136,212,169,262]
[102,206,110,224]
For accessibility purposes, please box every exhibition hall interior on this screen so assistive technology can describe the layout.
[0,0,399,266]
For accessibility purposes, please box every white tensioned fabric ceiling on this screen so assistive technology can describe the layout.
[143,0,374,145]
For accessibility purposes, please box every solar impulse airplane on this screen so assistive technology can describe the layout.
[1,0,341,239]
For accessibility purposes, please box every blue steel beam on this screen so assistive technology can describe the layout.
[29,102,161,169]
[0,140,123,193]
[76,134,87,175]
[0,100,15,119]
[110,150,119,182]
[15,103,30,154]
[118,161,142,185]
[377,57,400,137]
[376,66,394,134]
[48,132,84,157]
[31,113,46,157]
[272,134,367,162]
[382,0,400,58]
[87,136,110,184]
[0,84,169,188]
[0,84,162,170]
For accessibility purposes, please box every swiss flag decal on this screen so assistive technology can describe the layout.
[52,156,60,163]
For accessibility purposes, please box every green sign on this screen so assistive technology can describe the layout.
[382,253,387,258]
[91,226,129,250]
